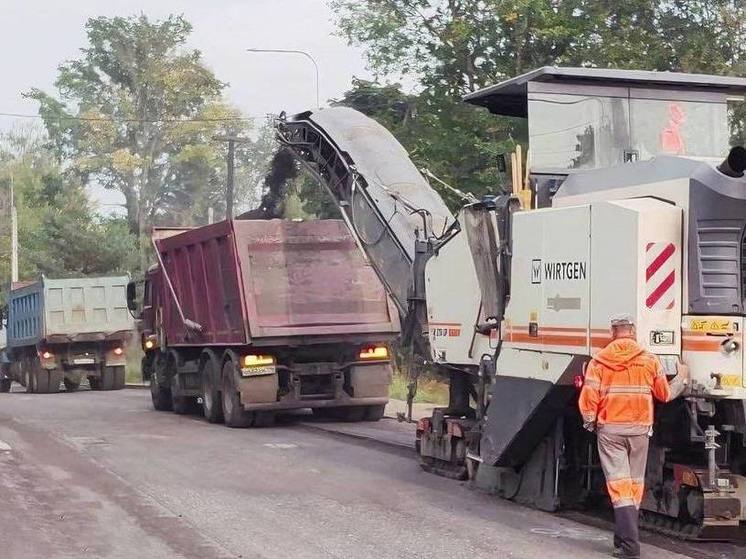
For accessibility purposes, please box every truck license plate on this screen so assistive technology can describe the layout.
[240,365,275,377]
[73,358,95,365]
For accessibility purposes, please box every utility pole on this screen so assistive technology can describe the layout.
[213,136,250,219]
[10,174,18,283]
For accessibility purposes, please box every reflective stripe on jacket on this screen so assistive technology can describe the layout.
[578,338,674,435]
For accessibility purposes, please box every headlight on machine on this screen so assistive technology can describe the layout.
[142,335,158,351]
[240,355,276,377]
[721,337,739,354]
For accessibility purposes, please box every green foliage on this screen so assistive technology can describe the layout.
[0,132,139,304]
[328,0,746,206]
[332,1,746,93]
[25,14,257,240]
[389,371,448,405]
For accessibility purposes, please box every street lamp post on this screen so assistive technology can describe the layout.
[246,48,320,108]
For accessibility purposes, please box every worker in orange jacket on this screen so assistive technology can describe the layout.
[579,315,688,558]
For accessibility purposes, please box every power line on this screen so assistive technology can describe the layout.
[0,111,271,123]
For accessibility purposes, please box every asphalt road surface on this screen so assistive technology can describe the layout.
[0,388,740,559]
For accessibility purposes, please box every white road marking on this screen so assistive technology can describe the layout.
[263,443,298,449]
[0,440,11,452]
[530,527,608,541]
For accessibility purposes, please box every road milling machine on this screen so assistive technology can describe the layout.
[277,67,746,539]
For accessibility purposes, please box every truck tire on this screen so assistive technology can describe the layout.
[171,374,193,415]
[63,378,80,392]
[47,370,63,393]
[24,368,35,393]
[201,358,223,424]
[312,406,367,422]
[311,408,336,420]
[363,404,386,422]
[141,354,153,382]
[221,360,252,428]
[33,363,51,394]
[339,406,367,422]
[0,378,11,393]
[253,411,275,428]
[96,367,114,390]
[150,354,172,411]
[111,366,126,390]
[151,380,172,411]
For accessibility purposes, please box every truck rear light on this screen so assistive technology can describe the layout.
[574,375,584,390]
[417,417,431,433]
[143,335,157,350]
[359,346,389,360]
[243,355,275,367]
[240,355,276,377]
[144,340,155,349]
[41,351,53,360]
[113,347,124,356]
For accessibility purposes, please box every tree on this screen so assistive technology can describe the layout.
[331,1,746,94]
[26,15,254,245]
[0,131,139,303]
[328,0,746,203]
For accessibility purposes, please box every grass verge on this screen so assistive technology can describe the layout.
[389,371,448,405]
[125,341,144,384]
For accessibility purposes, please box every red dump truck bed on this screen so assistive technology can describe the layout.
[155,219,399,347]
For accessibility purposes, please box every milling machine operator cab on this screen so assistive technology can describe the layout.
[463,66,746,207]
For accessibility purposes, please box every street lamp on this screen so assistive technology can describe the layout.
[246,48,320,108]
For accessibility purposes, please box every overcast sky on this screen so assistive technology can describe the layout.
[0,0,374,211]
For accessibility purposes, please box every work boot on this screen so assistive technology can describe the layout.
[613,506,641,558]
[611,548,639,559]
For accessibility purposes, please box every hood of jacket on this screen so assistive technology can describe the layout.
[593,338,646,371]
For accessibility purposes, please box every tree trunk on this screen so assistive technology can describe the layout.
[123,179,139,238]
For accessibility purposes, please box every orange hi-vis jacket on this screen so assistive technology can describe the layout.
[579,338,676,435]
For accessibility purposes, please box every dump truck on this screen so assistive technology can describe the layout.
[277,67,746,538]
[127,218,399,427]
[0,277,133,393]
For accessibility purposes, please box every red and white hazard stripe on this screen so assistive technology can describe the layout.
[645,242,676,310]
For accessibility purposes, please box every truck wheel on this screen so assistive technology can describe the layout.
[150,378,172,411]
[100,367,115,391]
[63,378,80,392]
[253,411,275,428]
[47,370,63,393]
[339,407,367,422]
[0,378,11,393]
[363,405,386,422]
[25,368,35,393]
[33,363,50,394]
[171,375,192,415]
[311,408,336,420]
[141,355,153,382]
[110,366,126,390]
[201,359,223,424]
[150,354,172,411]
[221,360,252,428]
